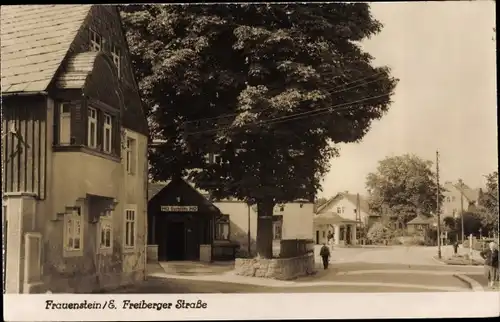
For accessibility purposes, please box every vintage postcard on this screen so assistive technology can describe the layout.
[1,1,499,321]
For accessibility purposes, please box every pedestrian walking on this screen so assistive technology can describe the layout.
[479,241,499,288]
[327,231,334,250]
[453,240,459,256]
[320,243,331,270]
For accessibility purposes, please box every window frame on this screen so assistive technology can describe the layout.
[215,214,230,241]
[88,107,98,149]
[125,137,136,175]
[63,207,83,257]
[98,210,113,253]
[273,220,283,240]
[110,43,122,79]
[89,28,102,51]
[103,113,113,153]
[59,103,71,145]
[124,207,137,250]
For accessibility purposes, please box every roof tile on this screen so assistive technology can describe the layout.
[1,5,92,94]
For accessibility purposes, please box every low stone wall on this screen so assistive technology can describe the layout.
[234,253,315,280]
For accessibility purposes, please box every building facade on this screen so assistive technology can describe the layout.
[441,181,480,219]
[313,192,380,245]
[2,5,149,293]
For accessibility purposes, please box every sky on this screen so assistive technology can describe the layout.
[319,1,497,198]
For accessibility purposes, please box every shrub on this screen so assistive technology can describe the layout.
[367,222,391,244]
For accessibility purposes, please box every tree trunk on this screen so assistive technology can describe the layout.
[256,200,274,259]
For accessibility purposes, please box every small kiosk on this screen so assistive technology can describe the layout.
[147,178,238,262]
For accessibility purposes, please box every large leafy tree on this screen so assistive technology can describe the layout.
[122,3,397,258]
[478,171,499,236]
[366,154,444,226]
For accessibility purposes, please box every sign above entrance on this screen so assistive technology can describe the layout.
[161,205,198,212]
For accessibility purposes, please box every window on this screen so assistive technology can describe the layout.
[446,197,451,202]
[99,210,112,250]
[337,207,341,214]
[59,103,71,144]
[124,208,136,248]
[215,215,230,240]
[88,107,97,148]
[64,208,83,253]
[111,44,121,78]
[452,196,456,202]
[273,220,282,240]
[322,231,326,238]
[89,29,102,51]
[126,137,136,174]
[103,113,112,153]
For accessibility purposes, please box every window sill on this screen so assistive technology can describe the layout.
[63,249,84,258]
[98,247,113,256]
[123,246,136,254]
[53,144,120,162]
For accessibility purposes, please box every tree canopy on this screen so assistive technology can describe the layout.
[477,171,499,236]
[366,154,444,225]
[121,3,398,257]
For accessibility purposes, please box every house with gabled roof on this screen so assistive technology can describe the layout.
[313,191,380,245]
[1,5,149,293]
[441,180,481,219]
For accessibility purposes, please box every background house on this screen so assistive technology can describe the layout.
[2,5,148,293]
[441,181,480,219]
[313,191,380,245]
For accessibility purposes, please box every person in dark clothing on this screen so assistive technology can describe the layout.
[480,242,499,288]
[453,240,459,255]
[320,243,331,269]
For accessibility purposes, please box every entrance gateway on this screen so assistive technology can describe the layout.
[147,178,221,261]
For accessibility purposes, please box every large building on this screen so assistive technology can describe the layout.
[2,5,149,293]
[313,192,380,245]
[441,181,480,219]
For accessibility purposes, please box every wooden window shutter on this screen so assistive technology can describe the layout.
[70,101,87,145]
[112,115,121,156]
[53,101,60,145]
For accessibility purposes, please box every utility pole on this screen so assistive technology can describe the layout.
[436,151,442,259]
[356,193,361,240]
[458,179,465,244]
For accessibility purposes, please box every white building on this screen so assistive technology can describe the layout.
[313,192,380,245]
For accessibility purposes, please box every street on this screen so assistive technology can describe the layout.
[111,245,492,293]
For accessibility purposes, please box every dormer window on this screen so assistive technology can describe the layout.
[111,44,121,78]
[90,29,102,51]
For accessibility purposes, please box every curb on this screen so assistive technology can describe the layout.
[453,274,484,292]
[432,256,484,268]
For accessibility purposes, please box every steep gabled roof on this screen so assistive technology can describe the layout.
[443,181,480,203]
[316,191,377,216]
[407,214,433,225]
[1,5,92,93]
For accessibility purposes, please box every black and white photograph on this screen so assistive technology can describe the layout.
[1,1,498,320]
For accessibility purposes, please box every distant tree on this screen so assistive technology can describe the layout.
[314,197,329,212]
[122,3,397,258]
[366,154,445,226]
[477,171,499,237]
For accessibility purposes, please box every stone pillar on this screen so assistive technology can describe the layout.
[351,224,357,245]
[334,225,340,245]
[4,192,38,294]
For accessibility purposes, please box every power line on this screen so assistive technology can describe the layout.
[183,92,392,136]
[181,70,388,126]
